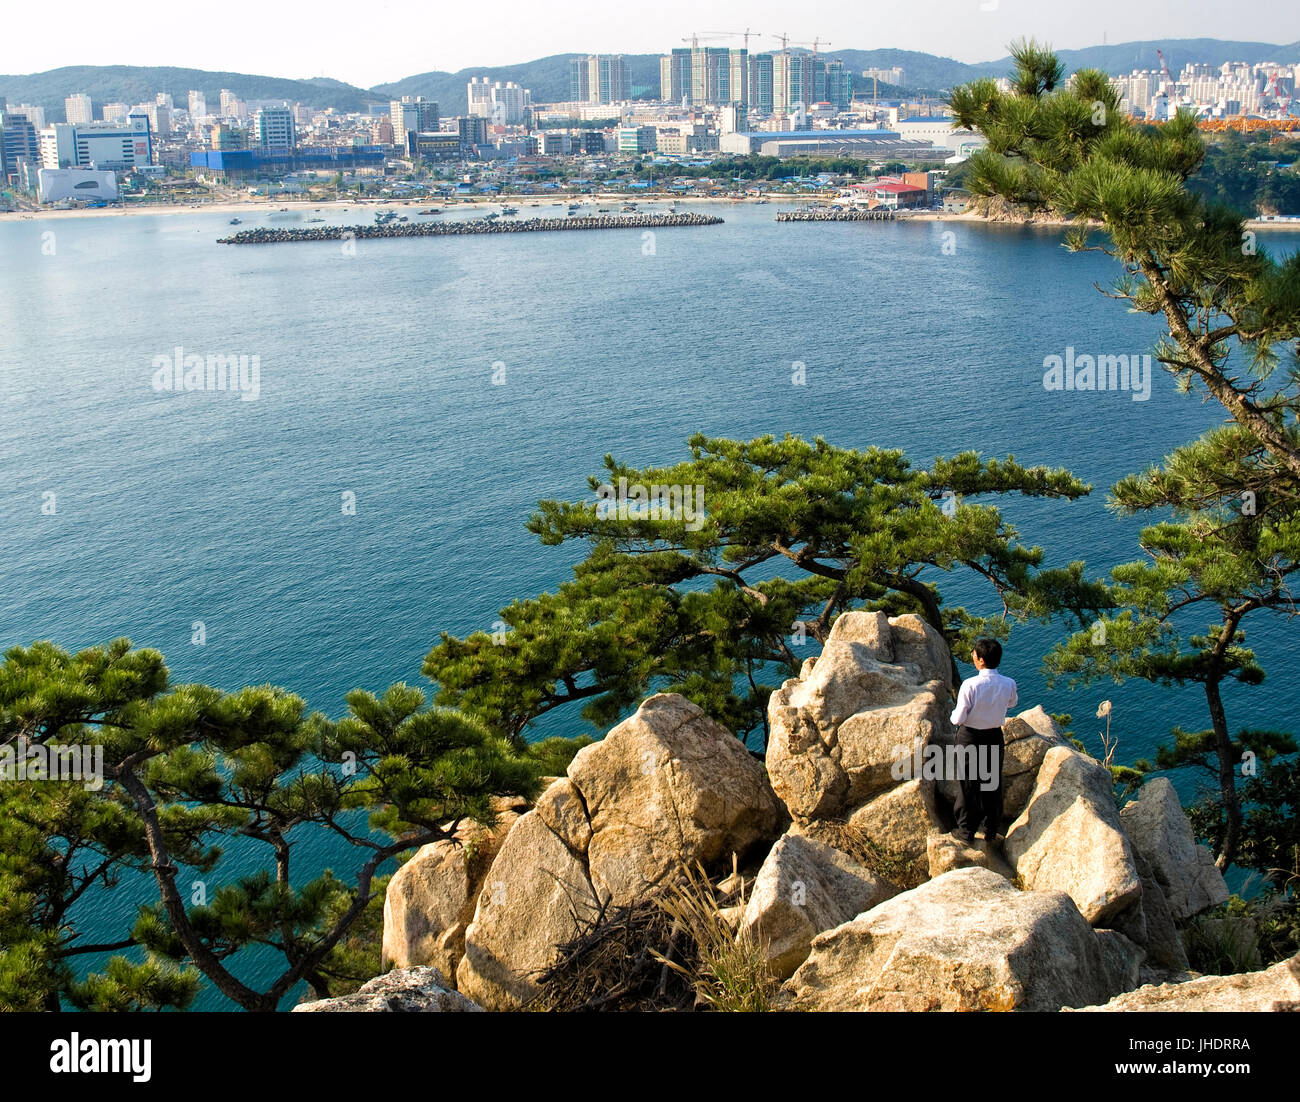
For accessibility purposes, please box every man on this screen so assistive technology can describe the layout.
[949,638,1017,848]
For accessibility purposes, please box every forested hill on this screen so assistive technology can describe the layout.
[4,38,1298,121]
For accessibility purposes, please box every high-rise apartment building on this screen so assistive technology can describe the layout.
[390,97,439,136]
[14,103,46,130]
[467,76,493,118]
[188,90,207,118]
[101,103,130,124]
[660,48,692,103]
[64,93,93,124]
[748,54,775,113]
[489,82,529,125]
[251,106,295,151]
[571,56,629,105]
[219,89,246,120]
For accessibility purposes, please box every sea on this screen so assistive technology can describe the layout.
[1,200,1295,1007]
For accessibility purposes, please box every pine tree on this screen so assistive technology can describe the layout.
[424,433,1106,746]
[949,39,1300,480]
[0,639,557,1011]
[1044,423,1299,868]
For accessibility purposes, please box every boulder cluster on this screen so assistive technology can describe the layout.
[298,612,1298,1012]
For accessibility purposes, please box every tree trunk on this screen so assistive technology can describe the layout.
[1203,674,1242,871]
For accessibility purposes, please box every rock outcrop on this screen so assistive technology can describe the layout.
[1076,954,1300,1012]
[378,608,1259,1014]
[740,832,896,979]
[781,867,1123,1011]
[381,795,527,981]
[1119,777,1230,921]
[456,693,785,1009]
[766,612,951,825]
[292,967,484,1013]
[1005,745,1141,925]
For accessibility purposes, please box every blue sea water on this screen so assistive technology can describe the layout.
[1,202,1295,1007]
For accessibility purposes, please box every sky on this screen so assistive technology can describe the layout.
[2,0,1298,88]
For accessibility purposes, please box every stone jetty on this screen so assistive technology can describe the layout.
[217,212,723,245]
[775,208,895,222]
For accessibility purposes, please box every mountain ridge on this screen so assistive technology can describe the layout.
[3,38,1297,122]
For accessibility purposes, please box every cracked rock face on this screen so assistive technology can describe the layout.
[781,867,1121,1012]
[454,693,786,1009]
[765,612,952,823]
[380,795,528,983]
[1118,777,1230,921]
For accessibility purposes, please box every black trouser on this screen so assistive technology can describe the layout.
[952,725,1004,840]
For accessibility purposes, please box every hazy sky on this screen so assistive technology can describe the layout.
[3,0,1297,88]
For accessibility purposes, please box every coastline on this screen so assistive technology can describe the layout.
[3,196,1296,231]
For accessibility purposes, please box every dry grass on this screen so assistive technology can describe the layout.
[531,858,779,1012]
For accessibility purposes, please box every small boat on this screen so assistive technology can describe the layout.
[306,217,324,223]
[501,206,518,215]
[228,217,242,224]
[621,204,637,212]
[418,208,441,215]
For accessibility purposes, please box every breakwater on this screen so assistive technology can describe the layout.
[218,212,723,244]
[775,208,896,222]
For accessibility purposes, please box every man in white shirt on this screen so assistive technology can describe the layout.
[949,638,1018,847]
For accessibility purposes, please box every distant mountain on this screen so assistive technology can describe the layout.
[372,54,664,114]
[5,39,1299,123]
[0,65,383,120]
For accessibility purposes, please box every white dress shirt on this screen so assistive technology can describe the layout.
[950,667,1018,730]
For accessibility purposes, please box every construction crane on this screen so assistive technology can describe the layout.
[682,32,733,49]
[697,28,763,50]
[1156,48,1172,86]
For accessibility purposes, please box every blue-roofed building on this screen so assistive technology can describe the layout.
[190,147,386,179]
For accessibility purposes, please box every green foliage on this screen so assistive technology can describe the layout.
[1045,420,1300,866]
[0,639,541,1011]
[424,433,1100,744]
[1189,134,1300,216]
[1182,905,1264,975]
[951,43,1300,483]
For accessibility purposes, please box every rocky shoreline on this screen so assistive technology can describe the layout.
[217,211,723,244]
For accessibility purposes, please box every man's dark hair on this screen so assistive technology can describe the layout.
[973,638,1003,669]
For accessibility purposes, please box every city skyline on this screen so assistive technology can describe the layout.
[2,0,1298,91]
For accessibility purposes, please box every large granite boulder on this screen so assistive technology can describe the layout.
[292,967,484,1013]
[1076,954,1300,1012]
[1119,777,1229,921]
[766,612,951,822]
[740,832,896,979]
[456,810,600,1010]
[381,795,527,980]
[567,693,785,904]
[1110,850,1191,973]
[846,778,935,883]
[782,866,1122,1011]
[457,693,785,1009]
[1005,746,1141,925]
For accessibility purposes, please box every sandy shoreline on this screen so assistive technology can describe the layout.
[3,196,1296,231]
[0,194,817,224]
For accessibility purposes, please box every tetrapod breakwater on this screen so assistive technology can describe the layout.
[774,208,896,222]
[217,212,724,244]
